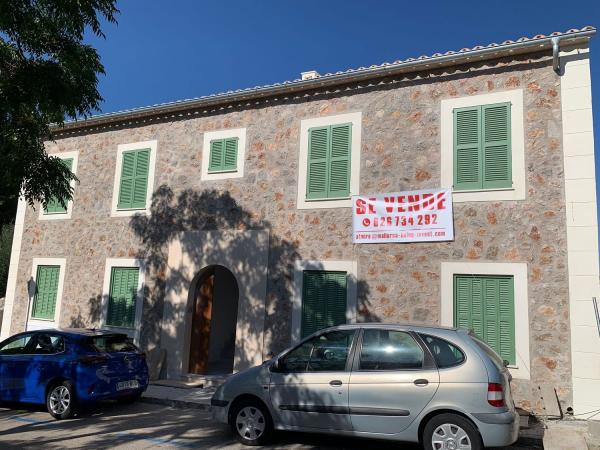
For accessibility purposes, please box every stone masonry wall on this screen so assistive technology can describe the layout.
[10,53,569,412]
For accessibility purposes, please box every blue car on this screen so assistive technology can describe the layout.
[0,328,149,419]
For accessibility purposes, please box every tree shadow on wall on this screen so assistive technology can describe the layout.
[124,185,374,373]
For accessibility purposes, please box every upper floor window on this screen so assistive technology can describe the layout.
[201,128,246,181]
[440,89,525,202]
[208,137,239,173]
[297,112,362,209]
[39,150,79,220]
[454,102,511,191]
[306,124,352,200]
[111,140,157,217]
[117,148,150,210]
[45,158,74,214]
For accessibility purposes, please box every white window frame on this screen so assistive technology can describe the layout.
[440,261,530,380]
[440,89,525,202]
[101,258,145,344]
[201,128,247,181]
[291,260,358,343]
[110,140,158,217]
[39,151,79,220]
[297,112,362,209]
[26,258,67,331]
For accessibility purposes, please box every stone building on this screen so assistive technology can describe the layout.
[1,27,599,416]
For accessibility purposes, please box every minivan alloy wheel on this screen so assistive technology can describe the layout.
[49,386,71,415]
[235,406,265,441]
[432,423,472,450]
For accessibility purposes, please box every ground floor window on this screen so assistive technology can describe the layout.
[453,274,515,365]
[301,270,347,338]
[106,267,140,328]
[31,265,60,320]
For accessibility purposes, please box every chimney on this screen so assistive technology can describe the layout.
[301,70,320,81]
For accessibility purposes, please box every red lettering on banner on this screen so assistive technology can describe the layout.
[368,198,376,214]
[422,193,434,210]
[407,195,420,212]
[398,196,406,212]
[384,197,395,213]
[437,192,446,210]
[355,198,367,214]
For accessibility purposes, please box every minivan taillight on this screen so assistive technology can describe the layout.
[487,383,505,407]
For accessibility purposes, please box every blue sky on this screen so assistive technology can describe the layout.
[87,0,599,199]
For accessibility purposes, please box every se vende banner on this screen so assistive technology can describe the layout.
[352,188,454,244]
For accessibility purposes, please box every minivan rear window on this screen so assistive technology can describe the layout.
[419,334,465,368]
[87,335,138,353]
[468,333,505,370]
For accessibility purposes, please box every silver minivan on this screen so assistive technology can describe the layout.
[211,324,519,449]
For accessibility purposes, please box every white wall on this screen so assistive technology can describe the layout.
[560,44,600,419]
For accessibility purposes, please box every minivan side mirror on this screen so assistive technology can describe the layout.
[503,359,510,368]
[270,358,281,372]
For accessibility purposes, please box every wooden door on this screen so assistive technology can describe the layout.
[188,273,214,374]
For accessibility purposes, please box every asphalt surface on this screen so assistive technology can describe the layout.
[0,401,542,450]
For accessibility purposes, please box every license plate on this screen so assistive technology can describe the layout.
[117,380,139,391]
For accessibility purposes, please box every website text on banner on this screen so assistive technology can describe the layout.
[352,188,454,244]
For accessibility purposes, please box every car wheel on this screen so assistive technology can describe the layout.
[230,399,273,446]
[46,381,76,420]
[423,413,482,450]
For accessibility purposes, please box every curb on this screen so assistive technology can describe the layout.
[140,396,211,411]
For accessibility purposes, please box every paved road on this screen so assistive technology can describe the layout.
[0,401,541,450]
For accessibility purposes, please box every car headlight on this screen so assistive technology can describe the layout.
[213,383,225,399]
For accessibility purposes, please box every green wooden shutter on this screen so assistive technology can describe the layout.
[208,140,224,172]
[328,124,351,198]
[208,138,238,172]
[223,138,238,171]
[131,149,150,208]
[454,276,472,330]
[454,106,482,190]
[482,103,511,189]
[45,158,74,214]
[306,124,352,199]
[118,149,150,210]
[454,103,512,191]
[106,267,139,328]
[306,127,329,199]
[497,277,516,365]
[471,277,485,340]
[32,265,60,320]
[454,275,515,365]
[483,278,500,353]
[117,151,136,209]
[301,270,347,338]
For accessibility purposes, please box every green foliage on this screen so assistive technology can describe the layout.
[0,0,118,214]
[0,223,14,297]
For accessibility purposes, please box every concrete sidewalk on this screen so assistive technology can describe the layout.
[142,384,215,410]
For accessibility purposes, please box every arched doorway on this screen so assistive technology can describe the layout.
[188,265,239,375]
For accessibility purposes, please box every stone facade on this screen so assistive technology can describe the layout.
[6,51,578,412]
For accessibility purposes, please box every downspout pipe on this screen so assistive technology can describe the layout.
[551,36,561,75]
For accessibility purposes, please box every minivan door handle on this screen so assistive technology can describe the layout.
[414,379,429,386]
[329,380,343,386]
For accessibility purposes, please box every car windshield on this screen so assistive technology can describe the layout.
[87,334,138,353]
